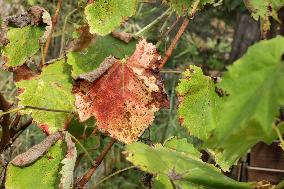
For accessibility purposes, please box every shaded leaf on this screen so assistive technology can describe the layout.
[6,139,65,189]
[67,35,137,78]
[73,39,168,143]
[176,66,221,140]
[85,0,137,36]
[124,142,253,189]
[16,60,75,133]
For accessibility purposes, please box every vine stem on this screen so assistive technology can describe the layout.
[159,17,190,69]
[60,8,77,55]
[41,0,63,67]
[93,166,136,188]
[76,138,116,188]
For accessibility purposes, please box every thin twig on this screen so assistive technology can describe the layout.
[69,134,94,165]
[156,16,181,47]
[159,17,190,69]
[41,0,63,67]
[60,9,77,55]
[0,93,12,152]
[76,138,116,188]
[135,8,172,36]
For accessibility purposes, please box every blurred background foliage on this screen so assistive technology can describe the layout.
[0,0,283,188]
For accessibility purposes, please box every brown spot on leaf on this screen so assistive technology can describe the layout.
[112,31,133,43]
[73,39,168,144]
[13,64,38,82]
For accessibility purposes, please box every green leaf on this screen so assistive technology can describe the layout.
[125,142,253,189]
[67,117,96,138]
[164,137,201,158]
[216,36,284,139]
[153,174,173,189]
[163,0,214,16]
[2,26,44,67]
[67,35,137,78]
[6,140,65,189]
[176,66,221,140]
[85,0,137,36]
[16,60,75,133]
[208,122,284,171]
[205,36,284,171]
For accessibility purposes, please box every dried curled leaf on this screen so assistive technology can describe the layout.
[59,133,77,189]
[73,39,168,143]
[11,132,62,166]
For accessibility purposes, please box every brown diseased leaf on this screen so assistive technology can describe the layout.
[73,39,169,144]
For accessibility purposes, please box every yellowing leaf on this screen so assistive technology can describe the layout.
[16,60,75,133]
[176,66,221,140]
[6,140,65,189]
[1,6,51,67]
[85,0,137,36]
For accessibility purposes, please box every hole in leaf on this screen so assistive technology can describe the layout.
[281,52,284,61]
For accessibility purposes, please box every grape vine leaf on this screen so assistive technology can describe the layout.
[1,6,51,67]
[85,0,137,36]
[124,142,254,189]
[2,26,44,67]
[244,0,284,35]
[6,138,65,189]
[164,137,201,158]
[16,60,75,134]
[206,122,284,172]
[215,36,284,140]
[73,39,169,144]
[153,174,173,189]
[163,0,215,16]
[176,66,221,140]
[67,35,137,78]
[6,132,77,189]
[204,36,284,171]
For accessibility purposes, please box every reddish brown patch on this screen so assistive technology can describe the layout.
[39,123,51,135]
[13,64,38,82]
[73,39,168,144]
